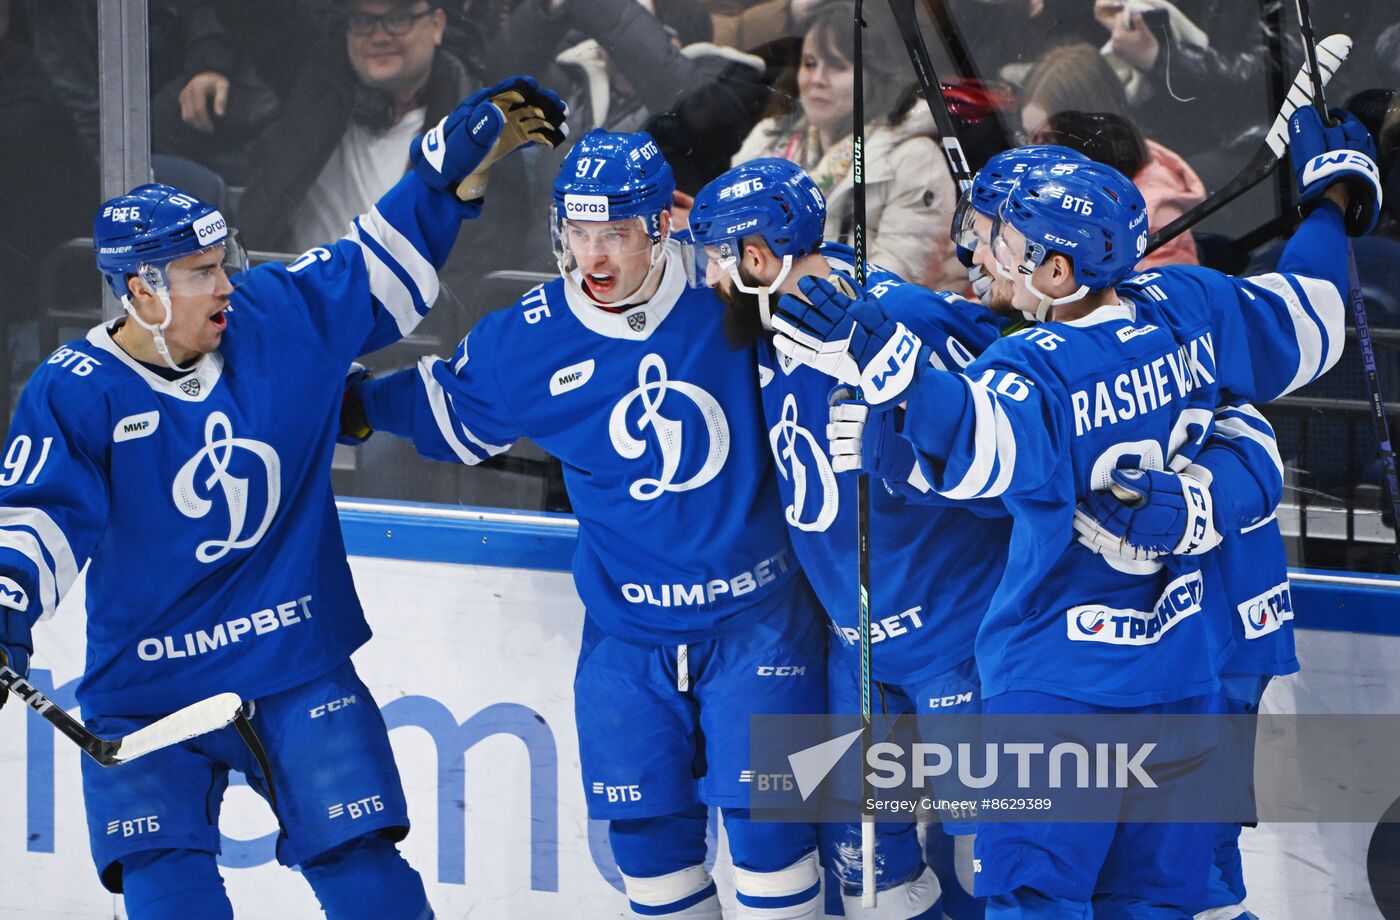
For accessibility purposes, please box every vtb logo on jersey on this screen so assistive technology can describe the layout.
[609,353,729,501]
[172,411,282,563]
[1237,582,1293,638]
[769,394,837,532]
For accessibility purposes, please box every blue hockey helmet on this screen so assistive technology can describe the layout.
[953,145,1090,253]
[688,159,827,326]
[991,159,1147,319]
[94,183,245,299]
[93,183,248,370]
[690,158,826,259]
[551,130,678,305]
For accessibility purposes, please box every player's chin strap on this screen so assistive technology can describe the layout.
[561,233,673,311]
[122,268,199,373]
[727,253,793,331]
[1022,275,1089,324]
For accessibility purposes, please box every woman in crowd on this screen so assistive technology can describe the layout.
[732,0,960,289]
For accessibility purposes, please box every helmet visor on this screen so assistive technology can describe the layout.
[952,194,991,251]
[144,230,249,297]
[990,209,1045,282]
[552,214,659,275]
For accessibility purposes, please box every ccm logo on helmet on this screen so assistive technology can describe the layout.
[193,211,228,244]
[564,194,610,221]
[725,218,759,234]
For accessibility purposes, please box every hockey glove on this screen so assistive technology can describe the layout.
[1080,467,1222,557]
[827,388,920,484]
[339,363,374,446]
[1290,105,1382,236]
[0,643,32,713]
[413,76,568,202]
[771,273,923,409]
[1072,509,1163,566]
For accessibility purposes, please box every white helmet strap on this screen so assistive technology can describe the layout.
[123,268,198,372]
[1022,275,1090,323]
[727,253,793,331]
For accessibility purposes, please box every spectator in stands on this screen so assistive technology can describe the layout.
[236,0,473,254]
[732,0,961,289]
[1017,42,1128,140]
[0,0,98,325]
[461,0,775,272]
[944,0,1099,87]
[150,1,323,185]
[1031,109,1205,268]
[1091,0,1306,171]
[483,0,771,165]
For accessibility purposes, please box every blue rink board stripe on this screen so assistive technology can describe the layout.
[336,501,1400,634]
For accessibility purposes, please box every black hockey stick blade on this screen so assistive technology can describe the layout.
[1144,33,1350,255]
[1,664,243,766]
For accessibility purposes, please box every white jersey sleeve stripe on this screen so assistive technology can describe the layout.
[1243,272,1324,396]
[0,506,79,605]
[984,397,1018,499]
[1293,274,1345,379]
[940,378,999,500]
[360,204,440,313]
[906,460,933,494]
[349,220,423,338]
[416,358,509,465]
[0,528,59,619]
[1214,407,1285,480]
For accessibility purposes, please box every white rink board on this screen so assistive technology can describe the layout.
[0,556,660,919]
[0,553,1396,918]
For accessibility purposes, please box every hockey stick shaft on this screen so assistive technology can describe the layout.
[1293,1,1400,554]
[1144,33,1350,255]
[885,0,973,194]
[1,664,243,766]
[851,0,877,907]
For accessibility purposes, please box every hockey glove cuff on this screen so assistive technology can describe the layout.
[1081,467,1222,557]
[771,273,923,409]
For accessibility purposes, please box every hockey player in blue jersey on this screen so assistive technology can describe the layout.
[0,77,567,918]
[763,103,1375,915]
[1075,404,1291,920]
[347,131,827,919]
[687,157,1004,920]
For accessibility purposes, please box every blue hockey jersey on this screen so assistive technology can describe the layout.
[0,173,476,717]
[896,204,1346,706]
[359,242,801,644]
[1194,404,1296,677]
[759,244,1007,684]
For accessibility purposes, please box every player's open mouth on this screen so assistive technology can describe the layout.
[586,273,616,296]
[210,309,228,330]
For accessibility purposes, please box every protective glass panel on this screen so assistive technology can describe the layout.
[3,0,1396,574]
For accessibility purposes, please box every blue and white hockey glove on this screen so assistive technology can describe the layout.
[1290,105,1382,236]
[412,76,568,202]
[0,642,32,713]
[826,388,917,479]
[1079,467,1222,557]
[339,363,374,446]
[771,273,923,409]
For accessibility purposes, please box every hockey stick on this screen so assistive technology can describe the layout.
[1293,0,1400,556]
[1143,33,1351,255]
[885,0,973,195]
[851,0,877,907]
[0,664,243,766]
